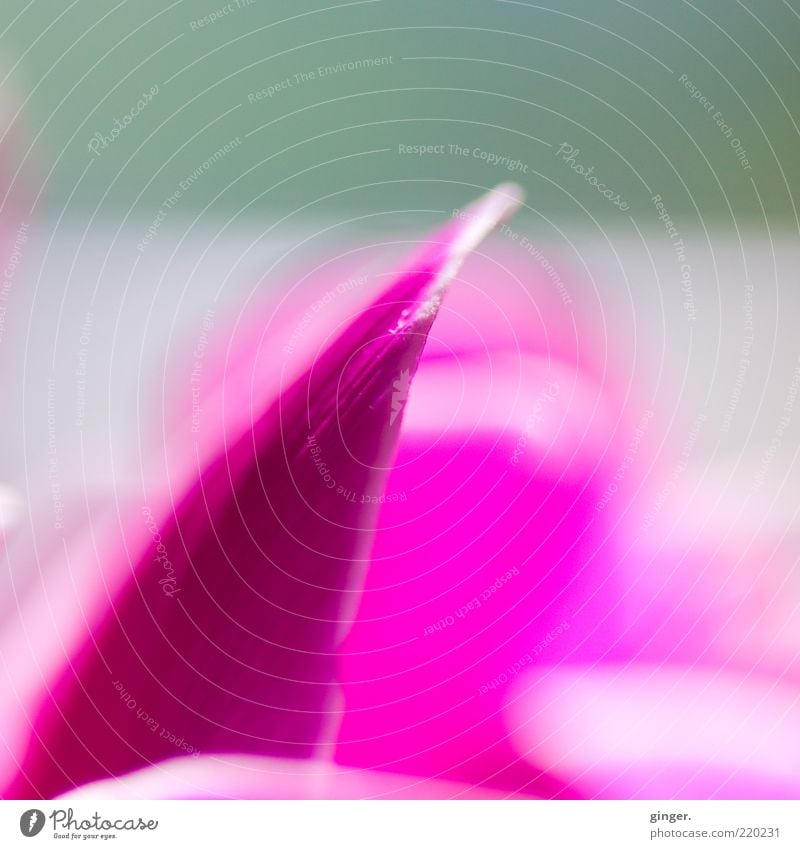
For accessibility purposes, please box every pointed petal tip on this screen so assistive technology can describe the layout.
[450,182,525,258]
[407,183,525,332]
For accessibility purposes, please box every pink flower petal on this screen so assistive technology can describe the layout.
[60,753,520,800]
[1,184,522,799]
[334,343,643,794]
[505,665,800,798]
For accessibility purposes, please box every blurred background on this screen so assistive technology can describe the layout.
[2,0,799,223]
[1,1,797,479]
[0,0,798,581]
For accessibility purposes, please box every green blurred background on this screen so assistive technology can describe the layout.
[3,0,799,230]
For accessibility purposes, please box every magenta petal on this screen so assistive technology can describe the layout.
[60,754,521,800]
[2,185,522,799]
[505,665,800,799]
[333,354,630,795]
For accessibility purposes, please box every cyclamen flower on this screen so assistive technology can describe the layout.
[0,184,524,799]
[1,177,797,801]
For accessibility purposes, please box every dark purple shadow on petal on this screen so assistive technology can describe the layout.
[6,185,522,799]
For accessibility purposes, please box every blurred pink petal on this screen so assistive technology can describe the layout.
[330,226,645,794]
[0,184,522,799]
[61,753,519,800]
[0,483,21,536]
[160,189,535,488]
[335,350,636,795]
[505,665,800,799]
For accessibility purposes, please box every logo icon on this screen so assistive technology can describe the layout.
[390,369,411,424]
[19,809,45,837]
